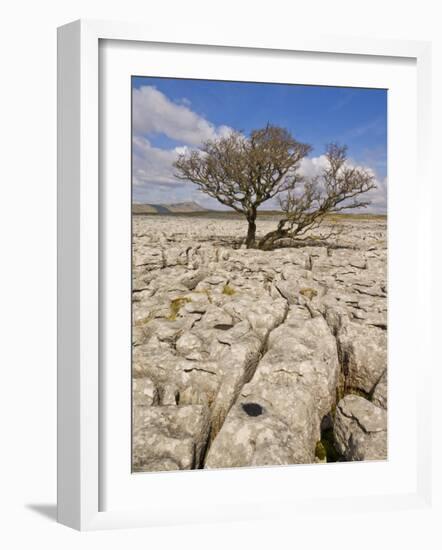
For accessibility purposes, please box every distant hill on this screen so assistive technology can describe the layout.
[133,201,209,214]
[132,202,387,219]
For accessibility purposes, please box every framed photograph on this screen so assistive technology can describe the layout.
[57,19,432,530]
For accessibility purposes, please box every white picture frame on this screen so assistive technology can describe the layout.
[57,19,433,531]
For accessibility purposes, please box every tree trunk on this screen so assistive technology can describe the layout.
[245,214,257,248]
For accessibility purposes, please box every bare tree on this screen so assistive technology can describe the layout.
[258,144,376,250]
[174,125,311,247]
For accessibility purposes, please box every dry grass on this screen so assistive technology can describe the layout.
[325,213,387,222]
[315,440,327,461]
[300,288,318,300]
[167,297,191,320]
[222,284,236,296]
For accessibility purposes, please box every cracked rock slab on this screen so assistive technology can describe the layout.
[133,377,159,407]
[372,370,388,409]
[337,320,387,394]
[132,404,210,471]
[205,307,340,468]
[132,215,388,471]
[334,394,387,461]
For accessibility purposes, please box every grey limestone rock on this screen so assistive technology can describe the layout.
[371,370,388,409]
[132,404,210,471]
[206,307,340,468]
[337,320,387,394]
[131,215,388,470]
[334,394,387,461]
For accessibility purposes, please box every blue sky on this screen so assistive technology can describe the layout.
[132,76,387,212]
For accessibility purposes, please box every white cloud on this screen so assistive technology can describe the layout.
[299,155,330,179]
[362,176,387,214]
[132,136,221,205]
[298,155,387,213]
[132,86,232,146]
[132,136,186,188]
[178,97,191,107]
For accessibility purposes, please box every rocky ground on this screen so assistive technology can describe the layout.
[132,214,387,471]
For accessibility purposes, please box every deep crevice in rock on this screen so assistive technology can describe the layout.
[201,297,290,465]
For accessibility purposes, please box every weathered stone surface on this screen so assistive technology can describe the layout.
[199,304,234,329]
[371,370,388,409]
[175,332,205,359]
[205,399,297,468]
[133,377,158,407]
[334,395,387,461]
[133,404,210,471]
[205,307,340,468]
[337,320,387,394]
[132,215,388,470]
